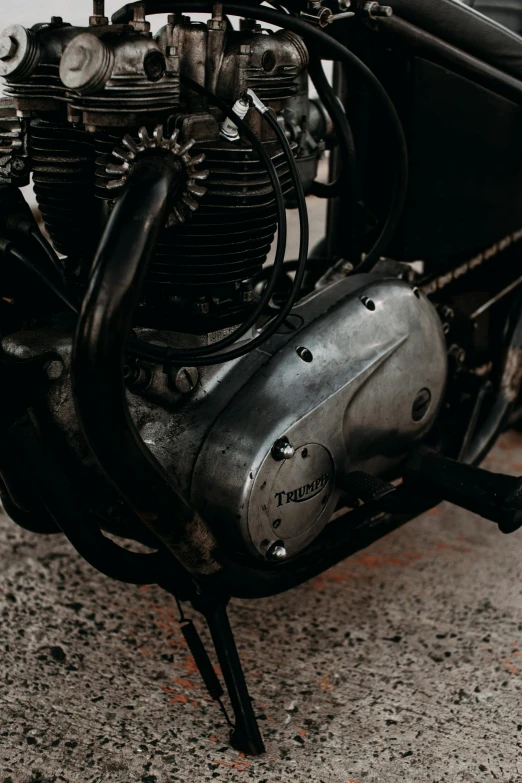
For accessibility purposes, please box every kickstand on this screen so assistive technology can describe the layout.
[193,595,266,756]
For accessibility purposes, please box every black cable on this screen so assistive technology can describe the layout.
[130,79,310,368]
[112,1,409,273]
[0,240,78,314]
[307,55,358,203]
[28,227,63,278]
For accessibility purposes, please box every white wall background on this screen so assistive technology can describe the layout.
[1,2,173,30]
[0,3,329,91]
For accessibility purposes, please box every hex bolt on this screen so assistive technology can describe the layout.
[0,36,17,61]
[363,1,393,17]
[239,281,253,303]
[11,158,26,173]
[272,438,295,461]
[174,367,199,394]
[193,298,210,314]
[267,542,288,561]
[90,0,108,26]
[67,45,90,72]
[296,346,313,362]
[46,360,64,381]
[449,344,466,365]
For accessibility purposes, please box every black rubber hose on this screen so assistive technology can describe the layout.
[0,184,64,280]
[307,55,358,203]
[28,227,64,278]
[261,101,309,298]
[72,153,219,583]
[0,240,78,314]
[7,415,164,584]
[112,1,408,272]
[130,78,308,368]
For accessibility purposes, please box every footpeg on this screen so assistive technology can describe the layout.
[339,471,396,504]
[405,446,522,533]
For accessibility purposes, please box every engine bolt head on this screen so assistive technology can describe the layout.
[296,346,313,363]
[11,157,26,173]
[267,542,288,561]
[46,360,64,381]
[272,438,295,461]
[0,35,17,61]
[173,367,199,395]
[66,45,89,73]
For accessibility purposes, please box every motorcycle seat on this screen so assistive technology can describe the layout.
[389,0,522,81]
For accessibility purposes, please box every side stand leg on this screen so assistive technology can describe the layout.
[197,598,266,756]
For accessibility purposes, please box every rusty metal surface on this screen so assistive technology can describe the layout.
[1,432,522,782]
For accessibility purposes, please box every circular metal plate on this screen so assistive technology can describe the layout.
[60,33,111,93]
[0,25,37,79]
[268,443,334,540]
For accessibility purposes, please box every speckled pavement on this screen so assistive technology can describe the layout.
[1,431,522,783]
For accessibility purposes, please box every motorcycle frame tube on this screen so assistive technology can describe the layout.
[372,16,522,108]
[463,296,522,465]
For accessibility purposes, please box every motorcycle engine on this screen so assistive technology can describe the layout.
[0,4,448,564]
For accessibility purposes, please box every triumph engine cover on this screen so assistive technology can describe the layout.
[190,275,448,559]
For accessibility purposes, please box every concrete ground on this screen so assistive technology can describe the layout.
[1,432,522,783]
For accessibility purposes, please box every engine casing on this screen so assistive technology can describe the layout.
[1,274,448,560]
[190,275,447,558]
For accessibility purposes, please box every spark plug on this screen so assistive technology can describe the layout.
[219,95,251,143]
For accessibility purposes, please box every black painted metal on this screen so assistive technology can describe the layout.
[6,415,164,584]
[72,153,202,586]
[406,445,522,534]
[201,599,266,756]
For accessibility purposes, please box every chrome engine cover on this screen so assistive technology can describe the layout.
[190,275,448,559]
[1,274,447,561]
